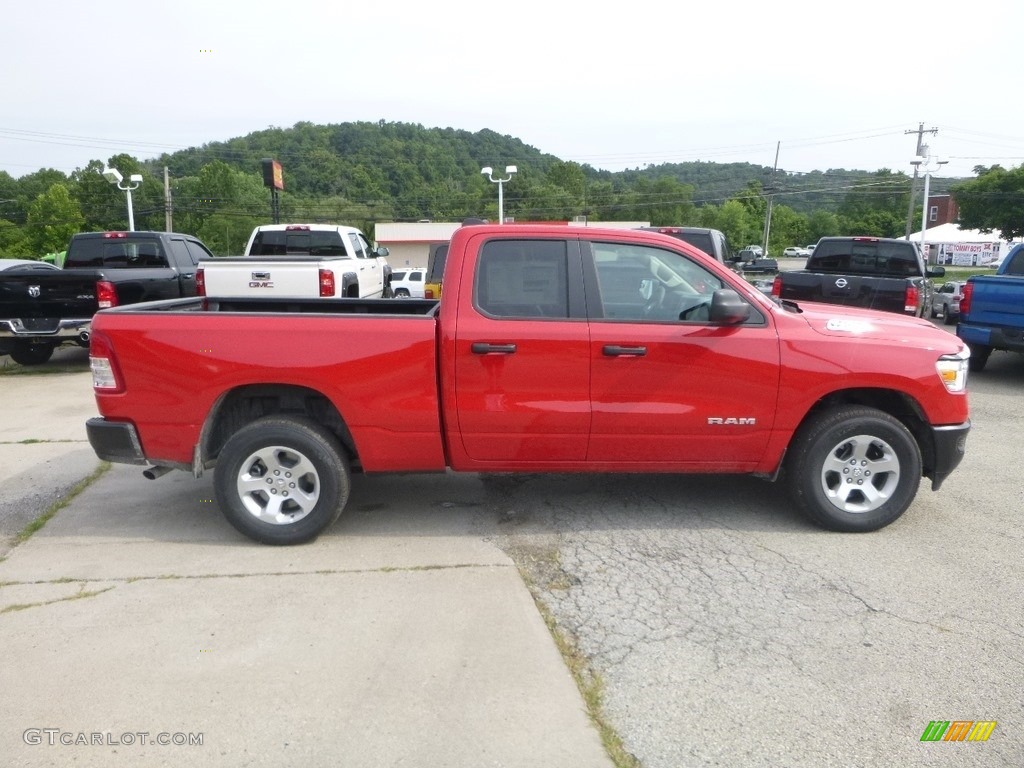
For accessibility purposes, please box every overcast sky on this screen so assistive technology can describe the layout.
[4,0,1023,184]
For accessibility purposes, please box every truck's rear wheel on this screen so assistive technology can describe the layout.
[786,406,921,532]
[10,343,54,366]
[214,416,350,545]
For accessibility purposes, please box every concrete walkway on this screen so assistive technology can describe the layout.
[0,368,612,767]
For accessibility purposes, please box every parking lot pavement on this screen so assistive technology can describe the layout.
[0,366,101,554]
[497,353,1024,768]
[0,465,612,768]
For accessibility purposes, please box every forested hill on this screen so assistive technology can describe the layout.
[1,120,972,257]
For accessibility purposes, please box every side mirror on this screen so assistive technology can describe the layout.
[708,289,751,325]
[375,246,390,258]
[927,266,945,278]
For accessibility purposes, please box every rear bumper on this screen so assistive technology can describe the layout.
[957,322,1024,352]
[0,317,92,340]
[927,420,970,491]
[86,417,148,465]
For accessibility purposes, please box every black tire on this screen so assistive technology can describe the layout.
[382,284,395,299]
[10,343,54,366]
[967,344,991,372]
[214,416,351,545]
[929,302,939,319]
[394,288,410,297]
[786,406,921,532]
[942,310,955,326]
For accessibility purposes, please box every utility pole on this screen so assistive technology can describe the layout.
[762,141,780,254]
[164,166,173,232]
[904,123,938,238]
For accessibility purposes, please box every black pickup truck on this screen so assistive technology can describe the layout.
[772,236,943,317]
[0,231,210,364]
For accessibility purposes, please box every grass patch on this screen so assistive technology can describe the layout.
[14,462,111,544]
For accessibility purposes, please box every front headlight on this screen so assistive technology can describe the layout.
[936,349,970,393]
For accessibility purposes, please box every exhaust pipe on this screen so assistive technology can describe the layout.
[143,465,173,480]
[78,330,90,344]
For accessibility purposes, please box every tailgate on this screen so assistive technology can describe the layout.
[202,261,326,298]
[0,272,100,325]
[965,276,1024,326]
[778,273,905,313]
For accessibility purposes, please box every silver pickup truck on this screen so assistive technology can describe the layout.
[198,224,392,299]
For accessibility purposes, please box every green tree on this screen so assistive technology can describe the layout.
[952,165,1024,239]
[25,184,85,253]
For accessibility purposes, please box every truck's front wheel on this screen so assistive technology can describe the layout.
[214,417,351,545]
[786,406,921,532]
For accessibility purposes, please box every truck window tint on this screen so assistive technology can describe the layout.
[475,240,569,318]
[810,241,918,273]
[184,239,214,263]
[249,231,347,256]
[676,232,714,256]
[66,239,166,269]
[348,233,367,258]
[1006,250,1024,276]
[168,239,196,267]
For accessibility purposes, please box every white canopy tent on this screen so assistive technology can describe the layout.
[904,223,1013,266]
[906,222,1003,243]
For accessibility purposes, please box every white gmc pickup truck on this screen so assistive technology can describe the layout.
[198,224,393,299]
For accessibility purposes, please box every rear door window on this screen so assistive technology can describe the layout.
[475,240,569,318]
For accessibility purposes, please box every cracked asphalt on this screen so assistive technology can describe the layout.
[489,350,1023,767]
[4,338,1022,766]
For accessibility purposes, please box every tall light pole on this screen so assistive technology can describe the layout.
[102,167,143,231]
[481,165,517,224]
[909,154,948,258]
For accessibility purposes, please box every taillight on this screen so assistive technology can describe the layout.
[96,280,118,309]
[89,330,125,393]
[905,284,919,314]
[196,268,206,296]
[424,288,435,299]
[285,225,311,231]
[102,232,128,239]
[771,275,782,298]
[960,282,973,317]
[319,269,336,297]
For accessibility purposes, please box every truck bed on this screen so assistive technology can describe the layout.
[91,297,445,471]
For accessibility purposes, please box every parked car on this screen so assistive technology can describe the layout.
[931,281,967,325]
[745,245,765,258]
[0,259,61,272]
[782,246,810,258]
[390,268,426,298]
[806,244,817,254]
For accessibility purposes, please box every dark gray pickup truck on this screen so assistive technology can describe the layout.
[0,231,210,364]
[771,236,943,317]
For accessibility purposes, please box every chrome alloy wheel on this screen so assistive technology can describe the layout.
[819,434,900,514]
[235,445,320,524]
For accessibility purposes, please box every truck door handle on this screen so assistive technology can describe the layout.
[471,342,517,354]
[603,345,647,356]
[181,273,194,279]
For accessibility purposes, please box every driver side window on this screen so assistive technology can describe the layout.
[590,242,724,322]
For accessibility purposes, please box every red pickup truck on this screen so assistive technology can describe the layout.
[86,224,971,545]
